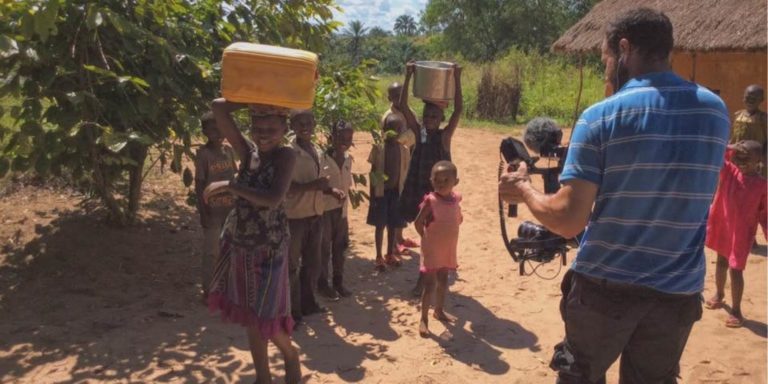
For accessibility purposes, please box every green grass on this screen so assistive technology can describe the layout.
[372,49,604,131]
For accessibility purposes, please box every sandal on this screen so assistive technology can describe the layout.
[385,253,401,267]
[374,258,386,272]
[704,298,725,310]
[725,314,744,328]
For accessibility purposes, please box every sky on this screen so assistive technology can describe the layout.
[332,0,429,31]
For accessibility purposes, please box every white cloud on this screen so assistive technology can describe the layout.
[333,0,427,31]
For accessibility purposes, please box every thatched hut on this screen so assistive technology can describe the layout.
[552,0,767,114]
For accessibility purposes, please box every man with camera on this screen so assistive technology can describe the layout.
[499,8,730,384]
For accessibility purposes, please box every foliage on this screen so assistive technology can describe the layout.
[343,20,368,65]
[0,0,339,224]
[375,49,604,127]
[394,14,418,36]
[421,0,599,61]
[313,59,380,208]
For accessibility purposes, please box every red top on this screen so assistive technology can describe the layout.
[705,149,767,270]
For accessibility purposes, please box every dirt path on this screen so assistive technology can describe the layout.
[0,128,765,383]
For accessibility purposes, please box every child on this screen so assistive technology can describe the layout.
[205,99,300,384]
[399,62,462,294]
[382,82,420,253]
[704,140,767,328]
[318,121,355,299]
[194,112,237,300]
[367,114,410,271]
[285,109,337,322]
[730,85,766,148]
[415,161,463,338]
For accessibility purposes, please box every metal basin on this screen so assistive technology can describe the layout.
[412,61,455,102]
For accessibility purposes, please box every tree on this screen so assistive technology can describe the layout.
[367,26,391,39]
[0,0,339,224]
[421,0,588,61]
[394,14,418,36]
[344,20,368,64]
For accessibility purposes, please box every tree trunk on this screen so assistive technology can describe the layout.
[126,143,148,223]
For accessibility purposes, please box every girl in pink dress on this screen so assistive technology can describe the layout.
[705,140,767,328]
[414,160,463,337]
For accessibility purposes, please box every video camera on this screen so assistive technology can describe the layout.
[498,118,570,276]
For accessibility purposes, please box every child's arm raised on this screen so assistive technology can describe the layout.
[442,64,463,153]
[399,62,420,137]
[207,147,297,209]
[212,98,250,162]
[414,201,432,237]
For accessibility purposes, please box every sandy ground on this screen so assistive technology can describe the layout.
[0,127,765,383]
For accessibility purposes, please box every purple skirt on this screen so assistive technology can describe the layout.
[208,235,294,338]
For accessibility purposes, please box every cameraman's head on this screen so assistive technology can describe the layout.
[602,8,673,96]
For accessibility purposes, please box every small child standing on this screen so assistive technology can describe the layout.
[318,121,355,299]
[730,85,766,148]
[705,140,767,328]
[382,82,420,253]
[194,112,237,300]
[399,62,462,295]
[415,161,462,338]
[367,114,410,271]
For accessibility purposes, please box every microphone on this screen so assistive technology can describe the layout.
[523,117,562,157]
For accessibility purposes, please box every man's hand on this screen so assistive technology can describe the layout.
[499,161,532,204]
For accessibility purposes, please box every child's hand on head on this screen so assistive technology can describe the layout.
[405,61,415,75]
[453,64,462,79]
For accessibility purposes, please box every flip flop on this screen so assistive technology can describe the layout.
[704,298,725,310]
[725,315,744,328]
[400,238,420,248]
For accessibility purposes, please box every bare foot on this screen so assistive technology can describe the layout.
[419,319,430,338]
[433,310,457,323]
[285,355,302,384]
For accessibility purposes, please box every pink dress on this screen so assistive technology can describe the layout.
[705,149,767,271]
[420,192,463,273]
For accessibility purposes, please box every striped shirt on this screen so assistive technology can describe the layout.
[561,71,729,294]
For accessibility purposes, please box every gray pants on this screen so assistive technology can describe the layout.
[288,215,323,319]
[551,270,702,384]
[201,215,226,293]
[319,208,349,288]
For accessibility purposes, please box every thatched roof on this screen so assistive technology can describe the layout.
[552,0,767,53]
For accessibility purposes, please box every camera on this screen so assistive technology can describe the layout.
[498,118,570,276]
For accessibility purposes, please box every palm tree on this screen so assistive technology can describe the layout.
[344,20,368,64]
[394,14,417,36]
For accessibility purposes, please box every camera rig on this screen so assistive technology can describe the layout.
[498,136,570,277]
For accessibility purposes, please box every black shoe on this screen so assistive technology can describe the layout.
[334,284,352,298]
[318,284,340,301]
[302,304,328,316]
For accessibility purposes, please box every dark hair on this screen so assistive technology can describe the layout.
[201,111,216,131]
[432,160,458,177]
[332,120,354,135]
[606,8,673,61]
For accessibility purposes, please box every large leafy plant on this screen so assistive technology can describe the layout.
[0,0,339,224]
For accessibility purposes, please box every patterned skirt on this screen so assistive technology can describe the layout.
[207,234,294,338]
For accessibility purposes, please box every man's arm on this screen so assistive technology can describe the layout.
[499,162,598,239]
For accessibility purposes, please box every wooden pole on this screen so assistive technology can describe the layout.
[569,54,585,138]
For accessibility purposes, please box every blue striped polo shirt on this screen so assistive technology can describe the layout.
[561,71,729,294]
